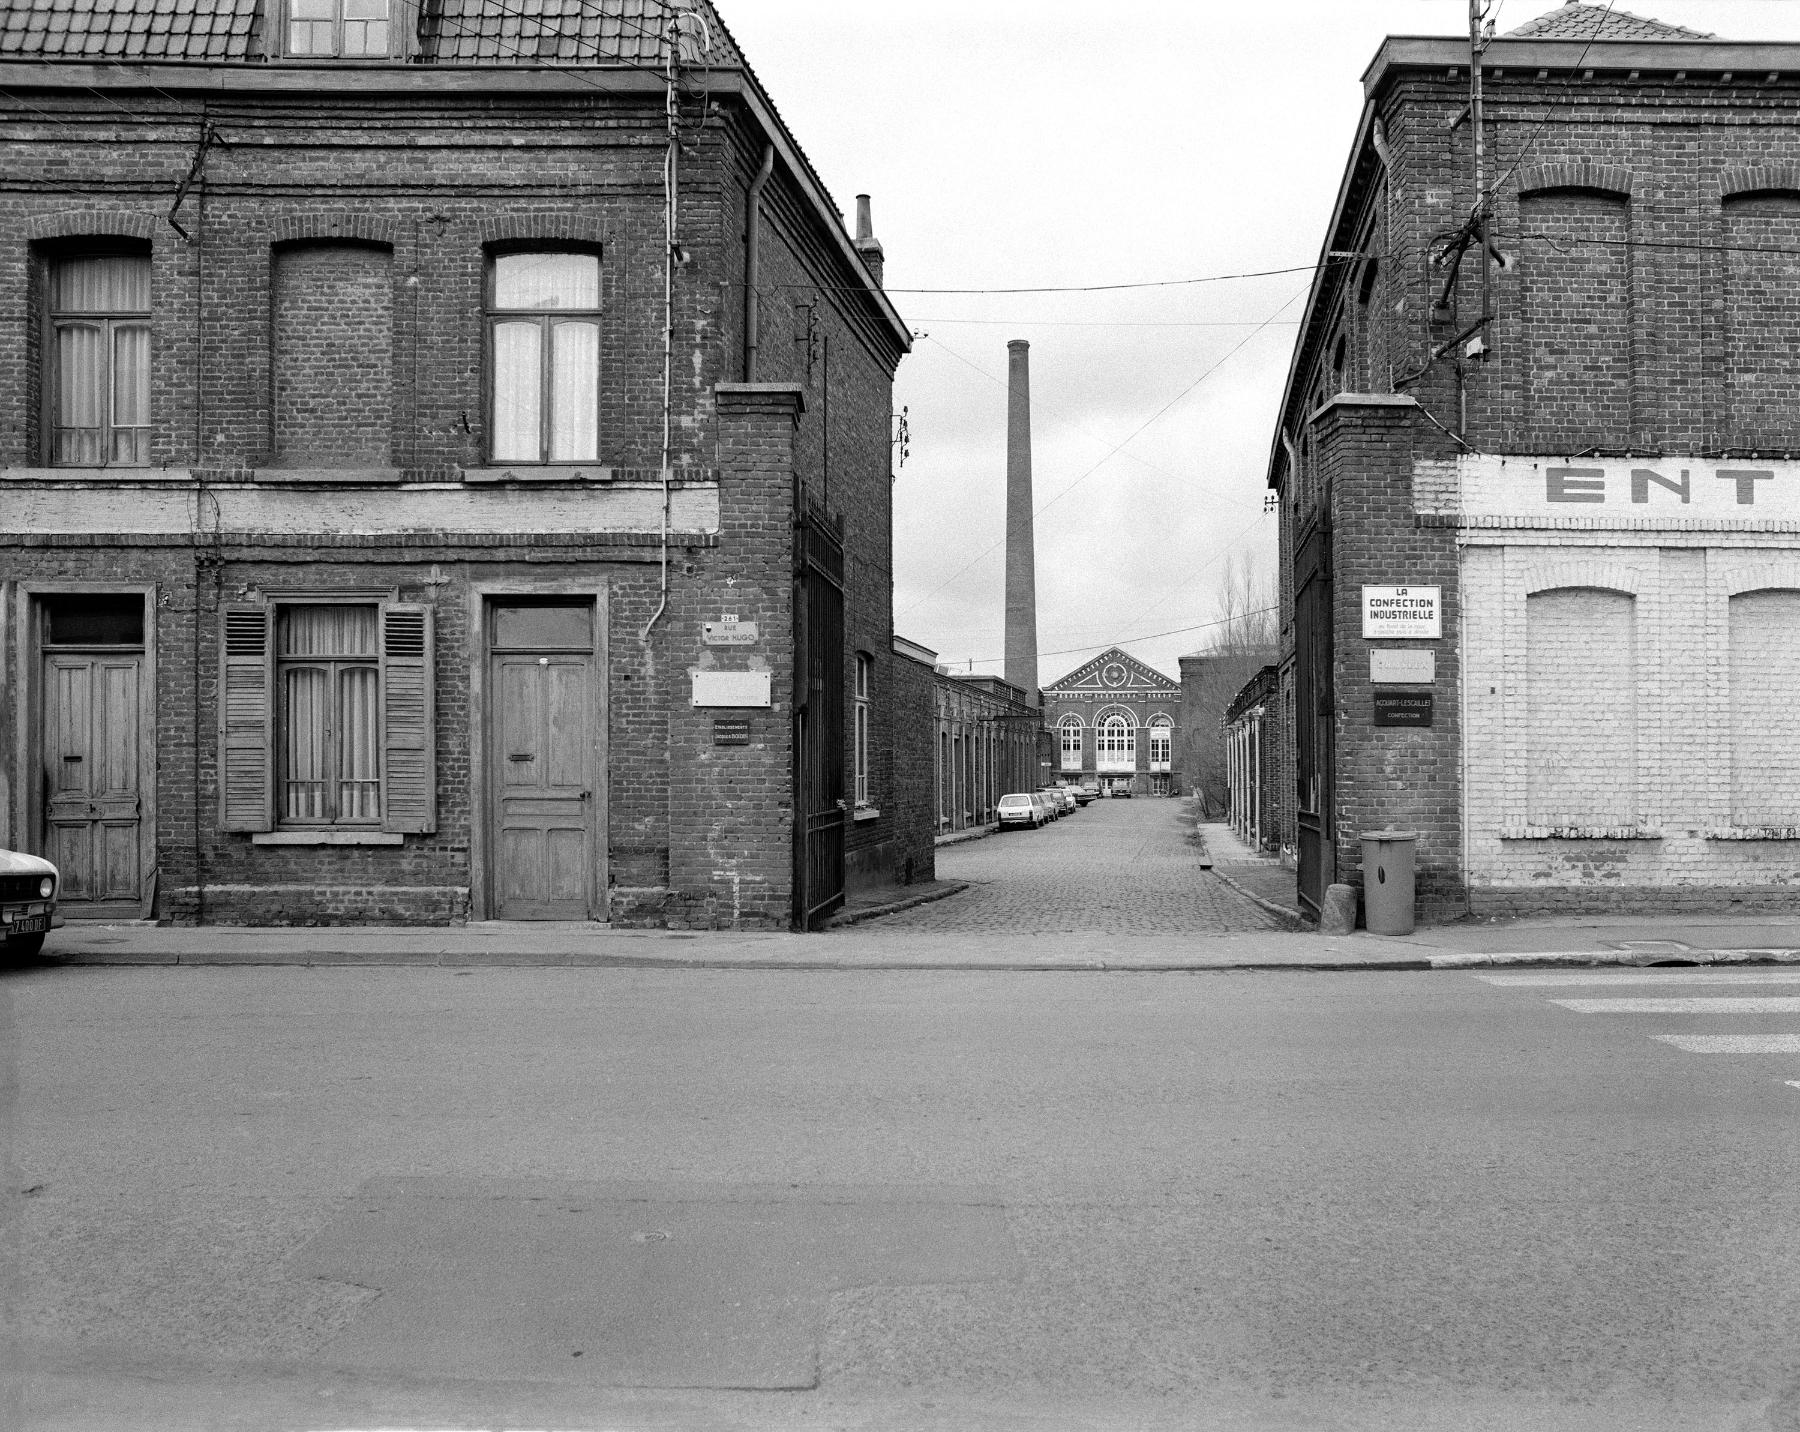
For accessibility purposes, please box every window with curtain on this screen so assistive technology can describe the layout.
[1097,714,1136,768]
[50,252,151,466]
[853,654,872,807]
[288,0,392,57]
[488,251,601,464]
[276,604,381,825]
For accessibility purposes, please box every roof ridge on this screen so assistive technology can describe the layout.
[1503,1,1716,42]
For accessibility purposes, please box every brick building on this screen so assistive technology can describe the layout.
[926,659,1042,834]
[1042,647,1180,795]
[0,0,912,929]
[1272,2,1800,917]
[1224,665,1279,854]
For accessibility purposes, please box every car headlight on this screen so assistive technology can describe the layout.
[38,876,54,899]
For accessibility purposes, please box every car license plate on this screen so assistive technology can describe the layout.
[7,915,48,936]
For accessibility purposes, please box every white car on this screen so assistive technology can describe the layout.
[997,792,1042,829]
[1,849,61,960]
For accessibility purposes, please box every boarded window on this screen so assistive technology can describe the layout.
[1527,587,1635,828]
[272,243,394,467]
[1729,589,1800,827]
[1520,190,1631,449]
[1723,193,1800,449]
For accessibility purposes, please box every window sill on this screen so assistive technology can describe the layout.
[1,466,189,482]
[461,465,614,485]
[1498,826,1662,841]
[254,466,404,485]
[1706,827,1800,841]
[252,831,405,846]
[852,806,881,823]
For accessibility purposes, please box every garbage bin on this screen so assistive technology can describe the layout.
[1360,830,1418,936]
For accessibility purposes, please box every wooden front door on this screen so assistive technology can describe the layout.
[488,601,597,920]
[42,652,144,906]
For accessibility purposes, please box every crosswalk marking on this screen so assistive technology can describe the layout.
[1655,1035,1800,1053]
[1549,996,1800,1014]
[1477,970,1800,987]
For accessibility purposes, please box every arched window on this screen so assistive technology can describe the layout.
[1059,715,1083,771]
[1148,716,1172,769]
[1097,712,1136,771]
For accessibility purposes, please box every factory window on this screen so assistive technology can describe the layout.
[1148,716,1172,770]
[487,250,602,464]
[1059,715,1083,771]
[46,248,152,466]
[288,0,393,57]
[854,653,872,808]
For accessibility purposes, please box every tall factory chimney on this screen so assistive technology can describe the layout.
[1004,339,1039,702]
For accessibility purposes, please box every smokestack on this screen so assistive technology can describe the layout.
[1004,339,1039,701]
[854,193,885,288]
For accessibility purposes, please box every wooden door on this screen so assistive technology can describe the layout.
[43,653,143,904]
[490,650,594,919]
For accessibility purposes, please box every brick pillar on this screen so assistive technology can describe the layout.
[1316,393,1465,917]
[665,382,803,929]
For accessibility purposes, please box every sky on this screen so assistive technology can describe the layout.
[720,0,1796,685]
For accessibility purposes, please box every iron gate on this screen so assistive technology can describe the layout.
[794,506,845,929]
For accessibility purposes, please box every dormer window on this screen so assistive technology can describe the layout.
[288,0,392,58]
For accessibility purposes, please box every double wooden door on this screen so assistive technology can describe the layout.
[42,652,145,907]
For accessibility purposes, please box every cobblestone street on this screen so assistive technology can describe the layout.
[873,797,1283,934]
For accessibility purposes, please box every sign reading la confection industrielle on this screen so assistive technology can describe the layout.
[1459,455,1800,521]
[1363,585,1441,639]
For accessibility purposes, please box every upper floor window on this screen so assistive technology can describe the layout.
[488,251,601,464]
[853,653,872,807]
[289,0,392,57]
[1148,717,1172,768]
[48,250,151,467]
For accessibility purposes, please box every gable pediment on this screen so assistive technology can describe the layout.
[1043,646,1179,695]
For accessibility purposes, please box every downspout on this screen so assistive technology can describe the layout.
[641,14,681,643]
[743,144,774,381]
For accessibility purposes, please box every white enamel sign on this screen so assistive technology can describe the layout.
[1363,586,1440,639]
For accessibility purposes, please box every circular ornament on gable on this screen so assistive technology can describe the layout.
[1102,662,1127,688]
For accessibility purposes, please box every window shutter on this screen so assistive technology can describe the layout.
[218,605,274,833]
[380,602,436,834]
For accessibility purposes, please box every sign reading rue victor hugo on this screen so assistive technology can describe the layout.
[1362,585,1441,639]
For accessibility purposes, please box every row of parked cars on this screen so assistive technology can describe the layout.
[995,782,1100,830]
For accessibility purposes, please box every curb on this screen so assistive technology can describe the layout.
[822,882,970,929]
[1210,866,1312,932]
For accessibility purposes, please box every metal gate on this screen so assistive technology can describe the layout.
[1294,526,1333,915]
[794,506,846,929]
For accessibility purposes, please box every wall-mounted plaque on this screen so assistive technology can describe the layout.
[1363,585,1441,639]
[1370,649,1435,684]
[690,670,771,708]
[712,718,752,746]
[1374,691,1433,727]
[702,616,759,646]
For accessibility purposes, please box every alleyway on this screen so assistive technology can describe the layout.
[874,797,1282,934]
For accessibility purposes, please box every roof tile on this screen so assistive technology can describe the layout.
[1504,2,1715,41]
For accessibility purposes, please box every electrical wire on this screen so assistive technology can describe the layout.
[1486,0,1621,202]
[896,286,1310,626]
[940,605,1281,671]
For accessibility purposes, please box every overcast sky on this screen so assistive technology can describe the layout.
[721,0,1792,684]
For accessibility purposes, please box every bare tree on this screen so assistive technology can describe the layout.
[1183,556,1277,819]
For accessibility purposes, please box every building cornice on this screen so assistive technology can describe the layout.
[1363,35,1800,97]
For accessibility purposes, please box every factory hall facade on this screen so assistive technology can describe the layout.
[1271,4,1800,918]
[1042,648,1181,796]
[0,0,921,930]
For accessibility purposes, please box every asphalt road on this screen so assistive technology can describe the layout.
[5,964,1799,1431]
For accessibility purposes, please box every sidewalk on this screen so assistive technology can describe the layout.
[24,910,1800,971]
[1197,820,1310,929]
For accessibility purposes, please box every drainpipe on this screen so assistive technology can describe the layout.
[743,144,774,380]
[641,13,681,644]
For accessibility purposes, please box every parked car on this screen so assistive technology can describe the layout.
[1,849,61,960]
[1052,787,1078,814]
[1110,785,1133,798]
[1072,786,1098,805]
[1037,788,1067,818]
[997,792,1041,830]
[1030,793,1057,824]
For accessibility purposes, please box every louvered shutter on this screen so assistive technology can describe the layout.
[380,603,436,834]
[218,604,274,833]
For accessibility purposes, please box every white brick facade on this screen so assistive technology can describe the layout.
[1457,454,1800,896]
